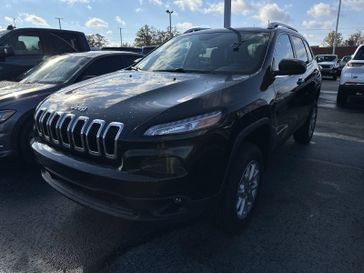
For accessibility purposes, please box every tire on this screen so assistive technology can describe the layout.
[18,120,35,163]
[293,102,318,144]
[333,75,337,81]
[336,87,347,107]
[217,143,263,234]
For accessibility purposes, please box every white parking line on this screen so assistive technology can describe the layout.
[314,131,364,143]
[321,90,337,94]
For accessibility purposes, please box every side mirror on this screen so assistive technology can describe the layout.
[275,59,307,76]
[0,46,15,58]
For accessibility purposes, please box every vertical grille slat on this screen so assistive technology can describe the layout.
[71,116,89,152]
[59,114,76,149]
[40,112,52,140]
[35,109,123,160]
[103,122,124,159]
[85,119,105,157]
[35,108,46,136]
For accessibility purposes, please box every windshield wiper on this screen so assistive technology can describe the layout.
[153,68,186,73]
[128,66,140,71]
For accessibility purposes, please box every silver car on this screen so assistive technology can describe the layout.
[338,45,364,106]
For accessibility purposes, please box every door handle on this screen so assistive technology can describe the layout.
[297,78,304,85]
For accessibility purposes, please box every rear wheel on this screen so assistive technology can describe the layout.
[336,87,347,107]
[217,143,263,234]
[294,102,317,144]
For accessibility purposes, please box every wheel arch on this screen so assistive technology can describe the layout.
[10,108,36,156]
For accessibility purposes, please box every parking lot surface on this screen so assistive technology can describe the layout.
[0,80,363,273]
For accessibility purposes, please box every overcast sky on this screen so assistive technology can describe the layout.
[1,0,363,46]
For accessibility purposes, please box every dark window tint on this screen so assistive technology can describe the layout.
[50,32,81,53]
[137,32,271,74]
[120,54,140,67]
[7,33,43,55]
[273,34,294,70]
[291,36,308,62]
[77,55,123,81]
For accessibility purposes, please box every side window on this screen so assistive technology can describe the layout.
[291,36,308,63]
[77,56,122,81]
[273,34,294,71]
[50,32,81,53]
[7,33,44,55]
[120,55,140,68]
[303,40,313,62]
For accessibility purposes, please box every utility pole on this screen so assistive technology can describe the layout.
[333,0,342,54]
[224,0,231,28]
[166,10,174,36]
[12,17,16,28]
[119,27,123,47]
[55,17,63,30]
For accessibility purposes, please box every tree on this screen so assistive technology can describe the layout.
[323,31,343,47]
[86,34,108,48]
[134,25,156,47]
[134,25,180,47]
[344,31,363,46]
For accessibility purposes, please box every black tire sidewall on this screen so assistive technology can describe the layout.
[294,102,317,144]
[219,143,263,233]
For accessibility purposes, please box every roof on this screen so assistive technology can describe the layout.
[61,50,143,58]
[183,25,304,37]
[5,27,85,35]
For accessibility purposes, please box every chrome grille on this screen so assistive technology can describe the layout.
[35,109,124,159]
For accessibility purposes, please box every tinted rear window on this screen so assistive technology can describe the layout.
[316,55,337,62]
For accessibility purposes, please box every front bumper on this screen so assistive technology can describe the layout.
[32,138,226,221]
[0,126,15,158]
[320,68,338,76]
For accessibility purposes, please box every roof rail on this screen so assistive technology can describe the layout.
[183,27,209,34]
[268,22,297,32]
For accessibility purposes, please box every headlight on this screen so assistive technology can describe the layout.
[0,110,16,123]
[144,111,222,136]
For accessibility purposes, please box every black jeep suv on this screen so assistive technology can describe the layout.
[32,23,321,232]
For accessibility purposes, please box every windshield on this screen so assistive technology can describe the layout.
[22,55,89,84]
[136,31,271,74]
[316,55,337,63]
[353,47,364,60]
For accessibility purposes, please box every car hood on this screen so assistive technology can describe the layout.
[318,61,336,66]
[41,70,248,134]
[0,81,58,102]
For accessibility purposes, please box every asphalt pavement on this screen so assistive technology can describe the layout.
[0,79,363,273]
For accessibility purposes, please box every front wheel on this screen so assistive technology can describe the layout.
[294,102,318,144]
[217,143,263,234]
[18,120,35,163]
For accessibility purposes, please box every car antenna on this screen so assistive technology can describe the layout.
[226,27,244,51]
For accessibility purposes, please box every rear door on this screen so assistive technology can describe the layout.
[272,34,301,141]
[290,35,317,125]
